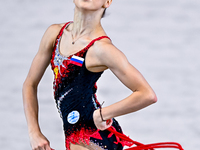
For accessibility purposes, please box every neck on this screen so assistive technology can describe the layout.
[71,7,103,38]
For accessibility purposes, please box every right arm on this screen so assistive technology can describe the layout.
[22,24,62,150]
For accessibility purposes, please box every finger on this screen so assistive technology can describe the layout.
[106,119,113,127]
[41,146,47,150]
[99,120,112,130]
[44,144,52,150]
[38,147,44,150]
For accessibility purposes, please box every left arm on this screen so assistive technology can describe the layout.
[91,42,157,130]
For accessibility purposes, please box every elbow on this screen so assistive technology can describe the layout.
[22,81,29,95]
[22,81,29,101]
[22,81,27,95]
[22,80,37,97]
[150,92,157,104]
[146,90,157,104]
[23,79,37,91]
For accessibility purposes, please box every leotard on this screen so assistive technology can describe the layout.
[50,22,132,150]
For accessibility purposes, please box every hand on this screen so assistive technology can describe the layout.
[29,132,54,150]
[93,109,113,131]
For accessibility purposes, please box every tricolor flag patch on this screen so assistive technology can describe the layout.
[70,55,84,67]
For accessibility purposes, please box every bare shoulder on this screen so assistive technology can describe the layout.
[38,23,66,54]
[85,37,130,72]
[41,23,64,47]
[46,23,65,35]
[93,38,127,65]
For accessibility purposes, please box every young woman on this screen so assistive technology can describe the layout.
[22,0,157,150]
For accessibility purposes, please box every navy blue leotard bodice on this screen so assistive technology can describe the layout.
[51,22,130,150]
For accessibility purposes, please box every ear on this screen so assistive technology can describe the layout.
[103,0,112,8]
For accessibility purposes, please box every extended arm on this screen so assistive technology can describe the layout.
[22,24,61,150]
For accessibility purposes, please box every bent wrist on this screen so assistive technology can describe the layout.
[100,107,113,121]
[100,107,106,121]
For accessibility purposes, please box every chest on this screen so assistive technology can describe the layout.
[59,31,92,58]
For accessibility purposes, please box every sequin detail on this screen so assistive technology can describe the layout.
[51,22,129,150]
[57,88,73,118]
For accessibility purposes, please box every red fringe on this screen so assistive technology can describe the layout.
[65,127,183,150]
[65,127,134,150]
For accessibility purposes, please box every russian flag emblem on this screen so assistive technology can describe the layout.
[70,55,84,67]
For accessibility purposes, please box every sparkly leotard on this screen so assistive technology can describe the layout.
[50,22,132,150]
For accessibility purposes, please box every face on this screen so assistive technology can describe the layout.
[73,0,112,11]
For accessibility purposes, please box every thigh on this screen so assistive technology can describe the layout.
[70,141,104,150]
